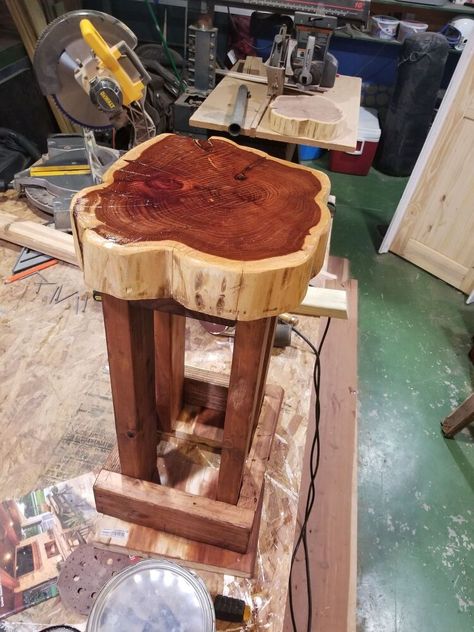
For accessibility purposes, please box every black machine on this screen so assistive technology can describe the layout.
[267,13,339,91]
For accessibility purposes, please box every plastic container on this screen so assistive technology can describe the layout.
[329,107,381,176]
[298,145,324,161]
[370,15,400,40]
[86,559,216,632]
[397,20,429,42]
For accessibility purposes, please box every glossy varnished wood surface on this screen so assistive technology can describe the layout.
[74,135,322,261]
[71,134,331,320]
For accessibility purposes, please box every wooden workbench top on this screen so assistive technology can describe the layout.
[190,72,362,152]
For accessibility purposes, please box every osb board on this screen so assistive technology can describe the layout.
[190,73,361,151]
[0,193,320,631]
[0,194,113,498]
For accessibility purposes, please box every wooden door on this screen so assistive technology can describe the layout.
[380,35,474,294]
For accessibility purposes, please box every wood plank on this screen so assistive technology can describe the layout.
[327,255,351,283]
[254,317,277,429]
[183,366,229,411]
[216,69,307,93]
[283,275,358,632]
[249,95,273,136]
[190,73,361,152]
[441,393,474,438]
[94,489,263,578]
[293,285,348,319]
[101,295,158,482]
[94,470,254,553]
[154,312,185,431]
[0,212,77,265]
[217,318,272,504]
[242,56,266,76]
[381,33,474,255]
[238,385,283,511]
[402,238,469,289]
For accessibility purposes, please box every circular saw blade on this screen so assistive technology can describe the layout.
[54,48,112,129]
[33,10,138,129]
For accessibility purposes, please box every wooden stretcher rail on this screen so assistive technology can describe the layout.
[0,212,77,266]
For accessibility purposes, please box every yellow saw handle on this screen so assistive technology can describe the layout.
[80,18,144,105]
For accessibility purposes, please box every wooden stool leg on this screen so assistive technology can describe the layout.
[441,393,474,438]
[254,317,277,428]
[102,295,158,482]
[217,318,273,504]
[154,312,185,432]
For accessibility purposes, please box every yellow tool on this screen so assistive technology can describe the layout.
[79,19,144,106]
[30,165,91,177]
[33,9,154,137]
[15,10,156,231]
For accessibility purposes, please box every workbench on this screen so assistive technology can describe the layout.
[0,191,357,632]
[190,68,362,152]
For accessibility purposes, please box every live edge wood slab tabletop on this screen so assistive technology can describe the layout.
[71,133,331,320]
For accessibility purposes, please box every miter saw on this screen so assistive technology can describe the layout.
[14,10,155,230]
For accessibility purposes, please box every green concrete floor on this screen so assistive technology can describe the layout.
[305,155,474,632]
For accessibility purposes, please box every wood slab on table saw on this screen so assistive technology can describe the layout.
[189,73,361,152]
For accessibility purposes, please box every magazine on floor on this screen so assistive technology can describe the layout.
[0,473,97,619]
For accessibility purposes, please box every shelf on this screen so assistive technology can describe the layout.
[333,28,462,52]
[372,0,474,15]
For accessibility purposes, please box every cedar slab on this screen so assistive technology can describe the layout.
[71,134,331,320]
[269,95,344,141]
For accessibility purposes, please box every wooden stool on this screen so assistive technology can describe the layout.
[72,134,330,562]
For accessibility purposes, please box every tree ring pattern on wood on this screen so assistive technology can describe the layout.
[71,134,331,320]
[269,95,344,141]
[73,135,323,261]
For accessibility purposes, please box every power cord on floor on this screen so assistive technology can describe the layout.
[288,317,332,632]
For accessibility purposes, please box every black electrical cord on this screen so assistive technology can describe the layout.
[288,317,332,632]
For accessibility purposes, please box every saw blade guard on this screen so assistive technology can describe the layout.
[33,10,146,130]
